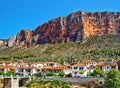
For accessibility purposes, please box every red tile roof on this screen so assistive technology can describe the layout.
[72,63,85,66]
[0,65,16,70]
[42,65,65,70]
[19,66,39,70]
[97,62,118,67]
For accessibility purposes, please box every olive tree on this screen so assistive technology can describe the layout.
[104,69,120,88]
[91,67,104,77]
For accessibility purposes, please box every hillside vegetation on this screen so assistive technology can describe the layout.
[27,79,71,88]
[0,34,120,63]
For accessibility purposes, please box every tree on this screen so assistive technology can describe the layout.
[58,71,65,77]
[6,70,15,76]
[104,69,120,88]
[91,67,104,77]
[46,72,57,76]
[33,73,41,77]
[60,59,64,65]
[0,71,5,76]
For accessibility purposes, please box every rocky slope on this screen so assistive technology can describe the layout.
[1,34,120,62]
[7,11,120,47]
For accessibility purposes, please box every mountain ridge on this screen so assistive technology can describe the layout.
[2,11,120,47]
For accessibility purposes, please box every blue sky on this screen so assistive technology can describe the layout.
[0,0,120,39]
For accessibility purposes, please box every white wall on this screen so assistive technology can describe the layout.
[71,66,88,77]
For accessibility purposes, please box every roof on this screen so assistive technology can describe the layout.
[110,62,118,67]
[0,65,16,70]
[69,62,78,65]
[19,66,39,70]
[34,62,59,64]
[97,61,118,67]
[97,63,105,67]
[72,63,85,66]
[42,65,65,70]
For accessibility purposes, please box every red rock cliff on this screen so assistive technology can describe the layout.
[7,11,120,47]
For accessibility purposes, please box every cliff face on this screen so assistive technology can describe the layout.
[7,30,33,47]
[0,40,6,46]
[7,11,120,47]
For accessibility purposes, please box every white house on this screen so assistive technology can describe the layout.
[0,65,16,73]
[41,65,66,75]
[71,63,88,77]
[0,60,118,77]
[16,66,39,77]
[33,62,60,69]
[82,60,97,67]
[87,65,95,73]
[33,62,45,68]
[97,61,118,73]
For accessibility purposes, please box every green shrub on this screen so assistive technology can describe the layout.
[0,56,10,60]
[27,79,71,88]
[0,71,5,75]
[91,67,104,77]
[58,71,65,77]
[79,70,84,74]
[6,70,15,76]
[33,73,41,77]
[46,72,57,76]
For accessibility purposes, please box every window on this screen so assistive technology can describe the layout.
[74,72,77,74]
[107,66,109,69]
[79,67,84,70]
[74,67,78,69]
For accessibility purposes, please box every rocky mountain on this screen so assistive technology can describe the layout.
[7,11,120,47]
[7,30,33,47]
[0,39,7,46]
